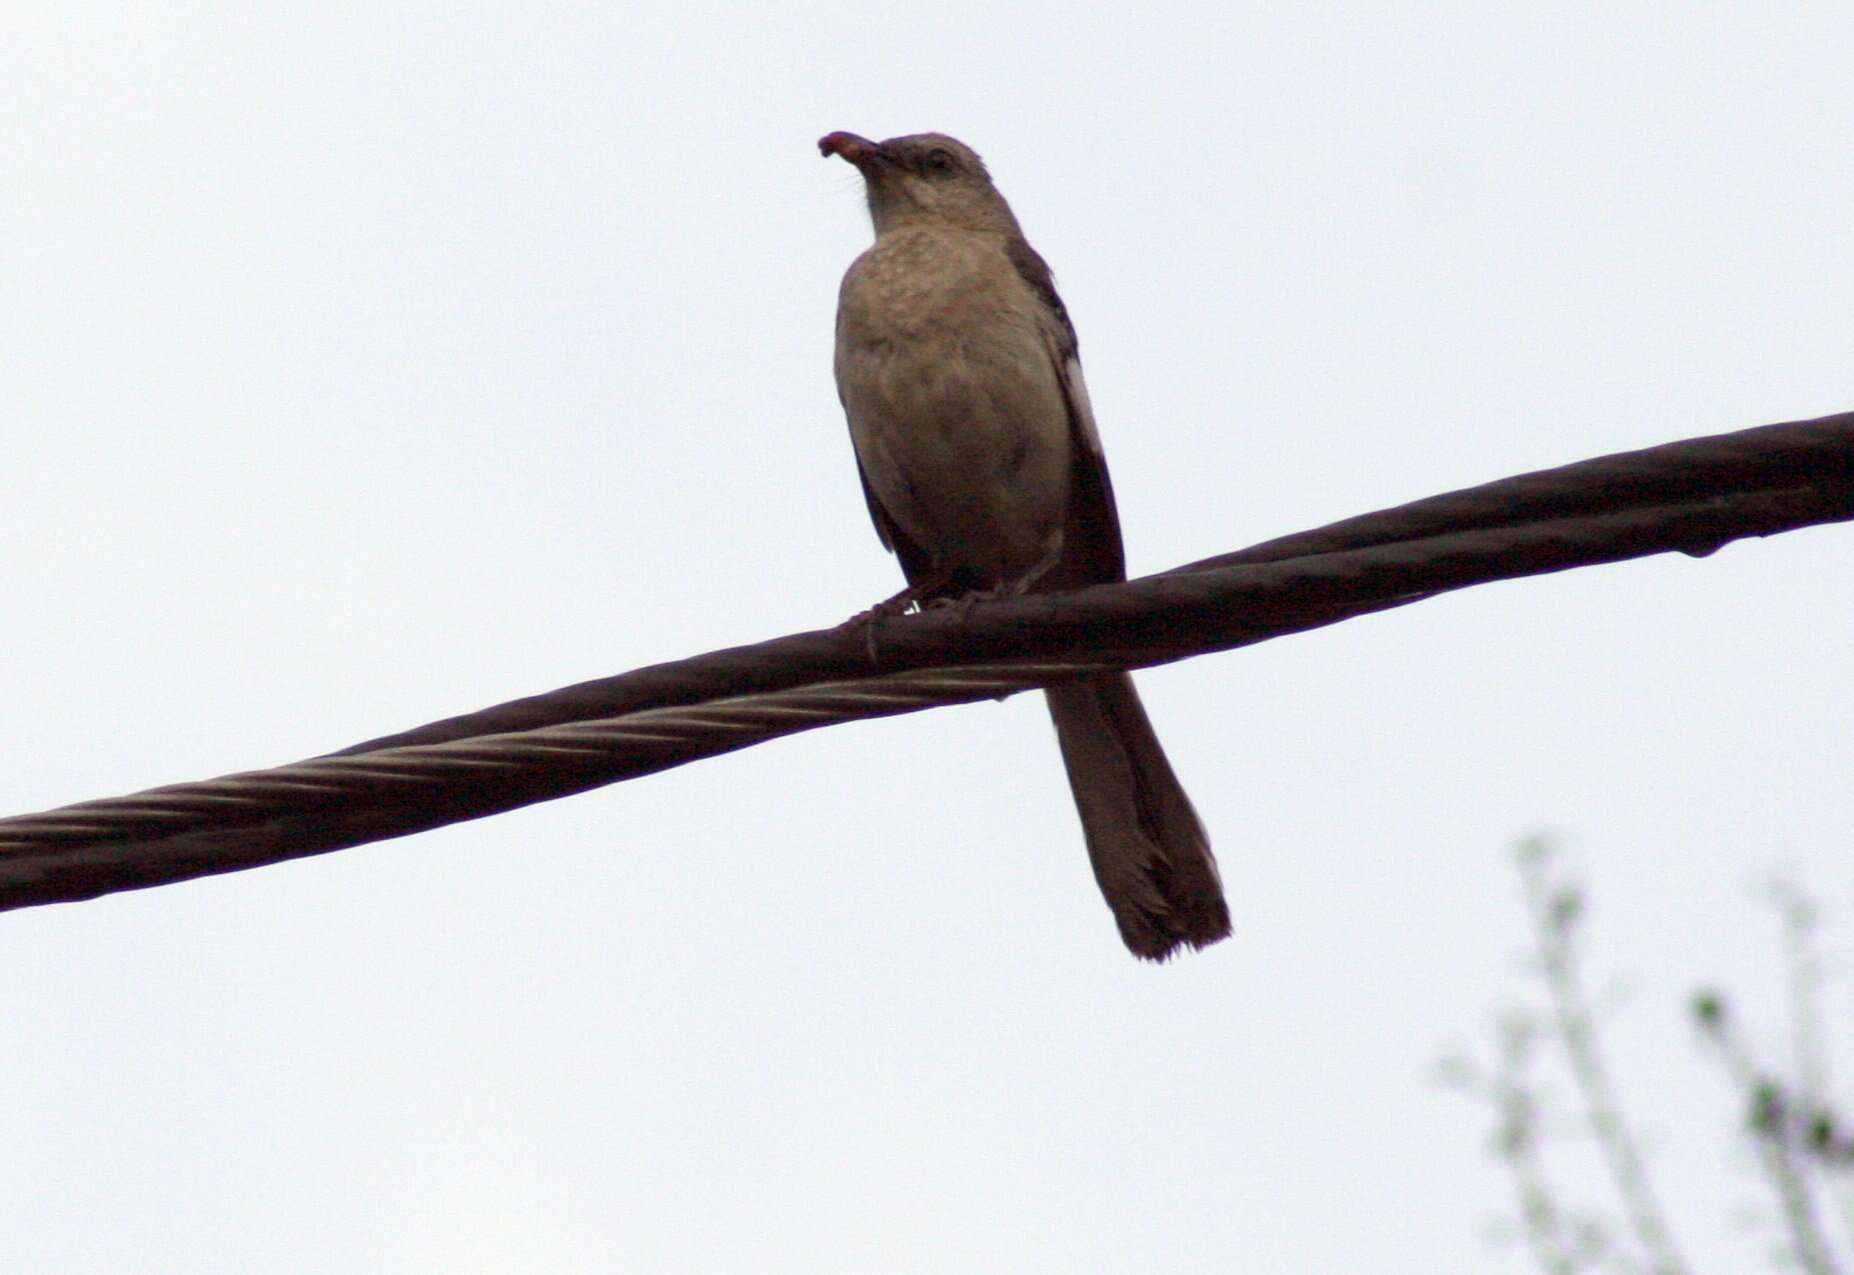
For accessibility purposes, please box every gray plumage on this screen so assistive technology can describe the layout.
[820,130,1231,960]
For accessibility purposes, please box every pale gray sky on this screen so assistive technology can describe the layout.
[3,6,1850,1272]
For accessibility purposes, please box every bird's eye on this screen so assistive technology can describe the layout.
[924,148,955,175]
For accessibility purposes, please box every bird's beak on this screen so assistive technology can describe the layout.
[818,131,884,169]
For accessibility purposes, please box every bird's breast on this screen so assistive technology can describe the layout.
[833,229,1073,587]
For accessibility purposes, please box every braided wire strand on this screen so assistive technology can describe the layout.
[0,660,1111,901]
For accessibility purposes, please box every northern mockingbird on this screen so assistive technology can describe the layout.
[820,130,1231,960]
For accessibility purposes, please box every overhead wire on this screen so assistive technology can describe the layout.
[2,410,1848,912]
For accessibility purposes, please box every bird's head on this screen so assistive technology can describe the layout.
[819,131,1022,238]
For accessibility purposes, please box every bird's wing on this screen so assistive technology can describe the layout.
[836,371,940,589]
[1005,236,1127,586]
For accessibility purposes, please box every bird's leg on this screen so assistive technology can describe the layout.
[838,569,960,665]
[922,584,1008,624]
[838,570,953,628]
[927,536,1066,618]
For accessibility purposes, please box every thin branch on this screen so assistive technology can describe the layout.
[1769,879,1831,1119]
[1763,1109,1844,1275]
[1519,841,1691,1275]
[1490,1012,1585,1275]
[1696,1003,1843,1275]
[1770,877,1854,1264]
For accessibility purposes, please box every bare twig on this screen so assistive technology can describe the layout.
[1768,879,1831,1120]
[1489,1012,1584,1275]
[1464,850,1853,1271]
[1519,839,1691,1275]
[1770,878,1854,1259]
[1694,995,1843,1275]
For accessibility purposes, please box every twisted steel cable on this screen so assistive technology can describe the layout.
[2,410,1849,912]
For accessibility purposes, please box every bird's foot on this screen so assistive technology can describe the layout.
[837,574,957,664]
[922,576,1033,620]
[837,574,949,630]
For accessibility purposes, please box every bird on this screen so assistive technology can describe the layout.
[819,129,1231,960]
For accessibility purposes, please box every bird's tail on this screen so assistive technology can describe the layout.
[1044,673,1231,960]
